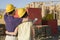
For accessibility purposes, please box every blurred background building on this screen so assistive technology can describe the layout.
[25,2,60,25]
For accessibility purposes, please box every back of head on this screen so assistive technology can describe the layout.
[6,4,15,13]
[18,8,28,18]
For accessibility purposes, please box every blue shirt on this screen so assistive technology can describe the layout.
[4,14,23,32]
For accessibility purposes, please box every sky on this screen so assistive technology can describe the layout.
[0,0,60,9]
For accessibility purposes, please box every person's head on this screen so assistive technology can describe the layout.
[6,4,15,15]
[18,8,28,18]
[21,12,28,18]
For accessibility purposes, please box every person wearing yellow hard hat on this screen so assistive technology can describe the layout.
[6,7,33,40]
[16,8,33,40]
[4,4,30,40]
[4,4,28,40]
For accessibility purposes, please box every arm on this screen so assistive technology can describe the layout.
[6,18,28,35]
[6,27,18,35]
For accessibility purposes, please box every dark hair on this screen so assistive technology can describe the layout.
[21,12,28,18]
[8,9,15,15]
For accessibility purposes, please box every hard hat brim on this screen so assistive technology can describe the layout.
[6,7,15,13]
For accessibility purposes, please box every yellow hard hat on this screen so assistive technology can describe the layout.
[18,8,26,18]
[6,4,15,12]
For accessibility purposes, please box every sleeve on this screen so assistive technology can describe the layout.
[17,18,23,24]
[13,18,23,25]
